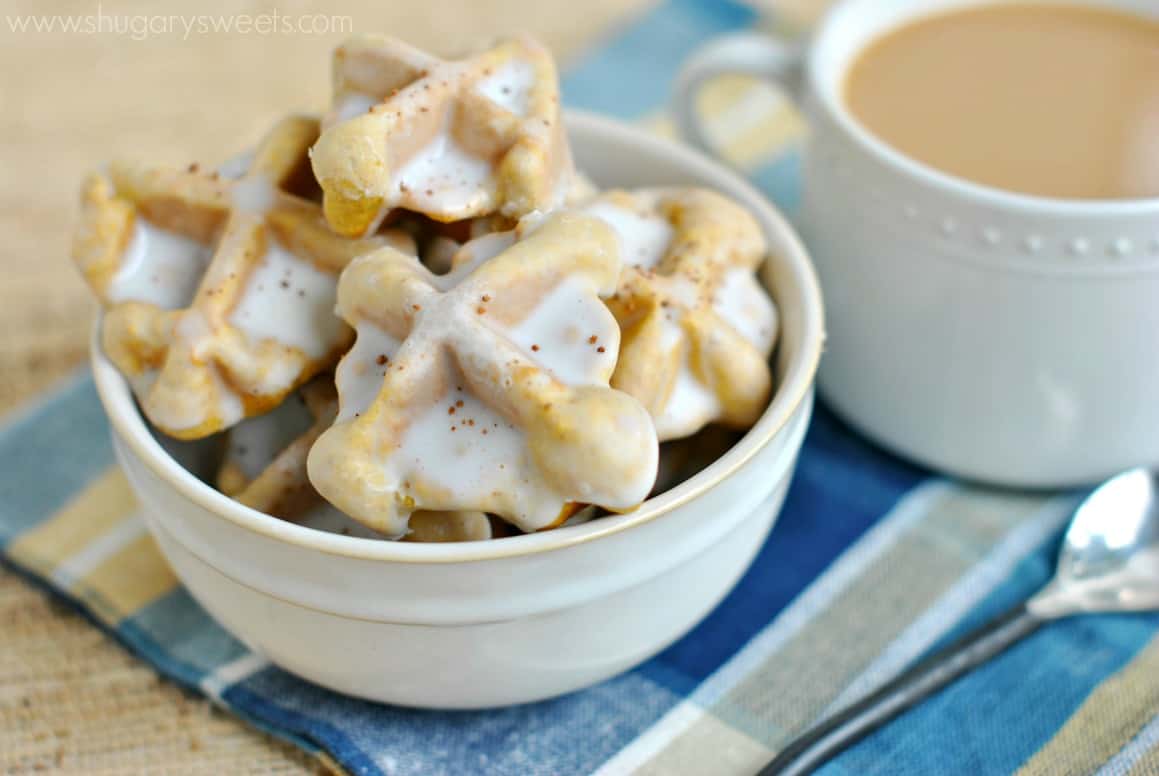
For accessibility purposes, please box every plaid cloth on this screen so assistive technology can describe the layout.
[4,1,1158,773]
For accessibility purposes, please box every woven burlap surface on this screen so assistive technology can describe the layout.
[0,1,650,770]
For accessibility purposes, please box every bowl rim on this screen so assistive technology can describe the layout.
[91,109,824,564]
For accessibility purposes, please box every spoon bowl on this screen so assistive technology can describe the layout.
[1032,468,1159,618]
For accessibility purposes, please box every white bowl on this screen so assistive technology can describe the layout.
[91,111,824,709]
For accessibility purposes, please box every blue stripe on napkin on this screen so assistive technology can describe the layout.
[649,406,927,687]
[0,378,112,544]
[563,0,756,117]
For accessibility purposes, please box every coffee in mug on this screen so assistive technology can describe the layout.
[844,3,1159,200]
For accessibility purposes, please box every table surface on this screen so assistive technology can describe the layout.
[0,1,653,769]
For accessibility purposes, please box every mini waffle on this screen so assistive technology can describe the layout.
[583,188,779,440]
[73,115,410,438]
[307,212,658,536]
[312,34,573,237]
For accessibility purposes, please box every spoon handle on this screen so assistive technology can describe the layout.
[757,603,1042,776]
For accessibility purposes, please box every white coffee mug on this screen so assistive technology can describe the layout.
[674,0,1159,488]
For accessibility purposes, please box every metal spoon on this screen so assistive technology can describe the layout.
[759,468,1159,776]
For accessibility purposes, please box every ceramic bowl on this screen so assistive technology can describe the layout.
[91,110,824,709]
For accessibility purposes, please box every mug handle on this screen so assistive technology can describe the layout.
[672,31,805,159]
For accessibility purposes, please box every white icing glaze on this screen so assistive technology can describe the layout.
[565,171,600,206]
[659,362,721,437]
[498,275,617,386]
[652,318,716,438]
[248,356,306,397]
[334,322,401,423]
[396,131,494,214]
[174,308,211,341]
[663,274,702,310]
[209,369,246,430]
[334,92,378,123]
[474,59,535,116]
[230,176,277,214]
[225,394,313,480]
[394,389,530,504]
[713,267,778,353]
[543,165,576,214]
[582,201,673,269]
[217,150,254,180]
[106,219,211,309]
[229,238,342,359]
[449,230,517,272]
[394,387,561,523]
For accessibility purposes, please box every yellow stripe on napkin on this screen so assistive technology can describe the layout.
[696,75,805,166]
[7,466,179,623]
[1017,634,1159,776]
[635,75,804,175]
[77,530,179,623]
[6,468,137,577]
